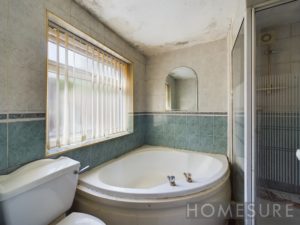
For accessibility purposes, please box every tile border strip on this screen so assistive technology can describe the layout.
[0,113,46,123]
[134,112,228,116]
[0,114,7,120]
[8,113,46,119]
[0,112,228,123]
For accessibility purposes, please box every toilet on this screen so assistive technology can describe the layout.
[0,157,106,225]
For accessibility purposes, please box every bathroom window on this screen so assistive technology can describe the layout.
[46,14,133,155]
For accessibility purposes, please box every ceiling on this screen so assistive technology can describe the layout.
[75,0,239,56]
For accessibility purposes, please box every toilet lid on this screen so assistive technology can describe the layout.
[57,212,106,225]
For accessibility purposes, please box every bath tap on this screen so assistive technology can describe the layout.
[184,172,193,183]
[167,176,176,186]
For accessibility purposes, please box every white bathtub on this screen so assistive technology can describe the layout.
[74,146,231,225]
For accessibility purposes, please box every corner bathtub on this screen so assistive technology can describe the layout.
[73,146,231,225]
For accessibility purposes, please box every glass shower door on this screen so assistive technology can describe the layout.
[255,1,300,224]
[232,21,245,225]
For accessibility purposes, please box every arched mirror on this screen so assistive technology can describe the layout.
[165,67,198,111]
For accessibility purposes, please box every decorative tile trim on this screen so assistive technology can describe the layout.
[8,113,46,119]
[0,113,46,123]
[0,114,7,120]
[2,112,228,121]
[134,112,228,116]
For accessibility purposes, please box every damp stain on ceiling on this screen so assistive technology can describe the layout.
[75,0,239,56]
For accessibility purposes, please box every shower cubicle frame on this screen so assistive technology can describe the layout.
[244,0,298,225]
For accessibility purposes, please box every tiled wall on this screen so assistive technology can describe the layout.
[256,20,300,193]
[0,112,228,175]
[256,21,300,113]
[0,121,7,171]
[0,114,145,174]
[256,113,300,194]
[232,113,244,202]
[144,113,227,154]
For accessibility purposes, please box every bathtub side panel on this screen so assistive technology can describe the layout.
[73,178,231,225]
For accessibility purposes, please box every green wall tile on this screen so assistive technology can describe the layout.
[0,123,7,170]
[8,120,45,167]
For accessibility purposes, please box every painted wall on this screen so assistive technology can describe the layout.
[145,38,228,113]
[144,39,228,154]
[0,0,146,174]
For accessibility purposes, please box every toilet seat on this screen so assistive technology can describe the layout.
[56,212,106,225]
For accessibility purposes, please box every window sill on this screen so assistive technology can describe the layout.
[46,131,132,156]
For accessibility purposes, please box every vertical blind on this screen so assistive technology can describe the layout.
[47,22,130,152]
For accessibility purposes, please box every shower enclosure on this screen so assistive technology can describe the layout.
[233,0,300,224]
[254,1,300,224]
[232,20,245,208]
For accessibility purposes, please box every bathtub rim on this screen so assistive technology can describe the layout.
[78,145,229,200]
[83,145,227,171]
[76,172,231,208]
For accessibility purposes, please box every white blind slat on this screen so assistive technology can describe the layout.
[55,29,61,147]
